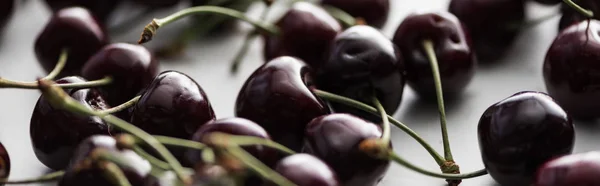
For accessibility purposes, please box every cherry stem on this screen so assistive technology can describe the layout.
[388,151,487,180]
[223,145,296,186]
[0,76,113,89]
[139,6,280,44]
[208,132,296,155]
[99,161,133,186]
[313,89,445,165]
[42,48,68,80]
[422,39,454,162]
[132,145,172,170]
[563,0,594,18]
[230,1,273,73]
[153,135,207,150]
[372,96,391,147]
[321,5,357,27]
[38,79,192,185]
[0,171,64,184]
[98,95,141,116]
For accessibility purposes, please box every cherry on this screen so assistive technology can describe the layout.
[536,151,600,186]
[558,1,600,31]
[235,56,330,152]
[543,20,600,119]
[30,76,114,170]
[264,153,339,186]
[392,11,476,98]
[0,0,14,33]
[478,91,575,186]
[130,0,181,8]
[320,0,389,28]
[315,25,405,122]
[81,43,159,108]
[58,135,152,186]
[0,142,10,182]
[43,0,121,24]
[35,7,108,78]
[448,0,525,61]
[303,114,390,186]
[263,2,342,69]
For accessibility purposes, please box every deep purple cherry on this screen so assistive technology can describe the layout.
[235,56,330,152]
[263,2,342,69]
[543,20,600,119]
[321,0,389,28]
[392,11,476,98]
[0,0,14,33]
[316,25,405,122]
[43,0,121,24]
[35,7,108,78]
[478,91,575,186]
[536,151,600,186]
[449,0,525,61]
[0,142,10,182]
[82,43,159,108]
[30,76,114,170]
[303,114,390,186]
[264,154,339,186]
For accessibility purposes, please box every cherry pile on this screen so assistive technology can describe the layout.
[0,0,599,186]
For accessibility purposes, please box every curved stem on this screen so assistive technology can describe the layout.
[98,96,141,116]
[42,48,68,80]
[321,5,357,27]
[372,96,391,147]
[422,39,453,162]
[313,89,445,165]
[563,0,594,18]
[153,135,207,150]
[0,76,112,89]
[0,171,64,184]
[99,161,133,186]
[132,145,171,170]
[139,6,279,44]
[388,151,487,180]
[224,146,295,186]
[209,132,295,155]
[230,2,272,73]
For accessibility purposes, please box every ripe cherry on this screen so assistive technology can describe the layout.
[0,0,14,33]
[543,20,600,119]
[316,25,405,122]
[43,0,120,24]
[235,56,330,151]
[82,43,159,108]
[35,7,108,78]
[320,0,389,28]
[392,11,476,98]
[448,0,525,61]
[263,2,342,68]
[30,76,114,170]
[536,151,600,186]
[264,154,339,186]
[303,114,390,186]
[478,91,575,186]
[0,142,10,182]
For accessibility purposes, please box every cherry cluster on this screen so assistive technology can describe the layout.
[0,0,599,186]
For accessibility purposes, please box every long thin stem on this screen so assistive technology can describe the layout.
[563,0,594,18]
[153,135,207,150]
[313,89,445,165]
[422,39,453,162]
[132,145,171,170]
[99,161,133,186]
[98,96,141,116]
[388,151,487,180]
[210,132,295,155]
[230,2,272,73]
[225,146,295,186]
[321,5,357,27]
[372,96,391,147]
[0,171,64,184]
[139,6,279,44]
[0,76,113,89]
[42,48,68,80]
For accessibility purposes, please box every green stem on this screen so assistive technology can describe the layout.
[98,96,141,116]
[139,6,279,44]
[422,39,453,162]
[132,145,171,170]
[230,1,272,73]
[372,96,391,147]
[153,135,207,150]
[313,89,445,165]
[563,0,594,18]
[42,48,68,80]
[321,5,356,27]
[0,76,112,89]
[0,171,64,184]
[210,132,295,155]
[225,146,295,186]
[388,151,487,180]
[99,161,133,186]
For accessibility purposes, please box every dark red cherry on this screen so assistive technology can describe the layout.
[449,0,525,61]
[131,0,181,8]
[558,1,600,31]
[478,91,575,186]
[316,25,404,122]
[30,76,114,170]
[35,7,108,78]
[43,0,120,24]
[263,2,342,68]
[264,153,339,186]
[543,20,600,119]
[235,56,330,151]
[0,142,10,182]
[392,11,476,98]
[0,0,14,33]
[536,151,600,186]
[58,135,152,186]
[82,43,159,107]
[320,0,389,28]
[303,114,390,186]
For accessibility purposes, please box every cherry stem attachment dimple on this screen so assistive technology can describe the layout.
[98,95,141,116]
[0,171,64,184]
[312,89,445,165]
[388,151,487,180]
[138,6,280,44]
[563,0,594,18]
[372,96,391,148]
[99,161,133,186]
[208,132,296,155]
[223,145,296,186]
[43,48,68,80]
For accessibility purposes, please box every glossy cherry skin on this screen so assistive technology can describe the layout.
[543,20,600,119]
[0,142,10,182]
[320,0,389,28]
[35,7,108,78]
[131,0,181,8]
[449,0,525,61]
[392,12,476,98]
[43,0,120,24]
[264,154,339,186]
[536,151,600,186]
[478,91,575,186]
[263,2,342,69]
[303,114,390,186]
[0,0,14,33]
[58,135,152,186]
[316,25,405,122]
[235,56,330,152]
[82,43,159,107]
[30,76,114,170]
